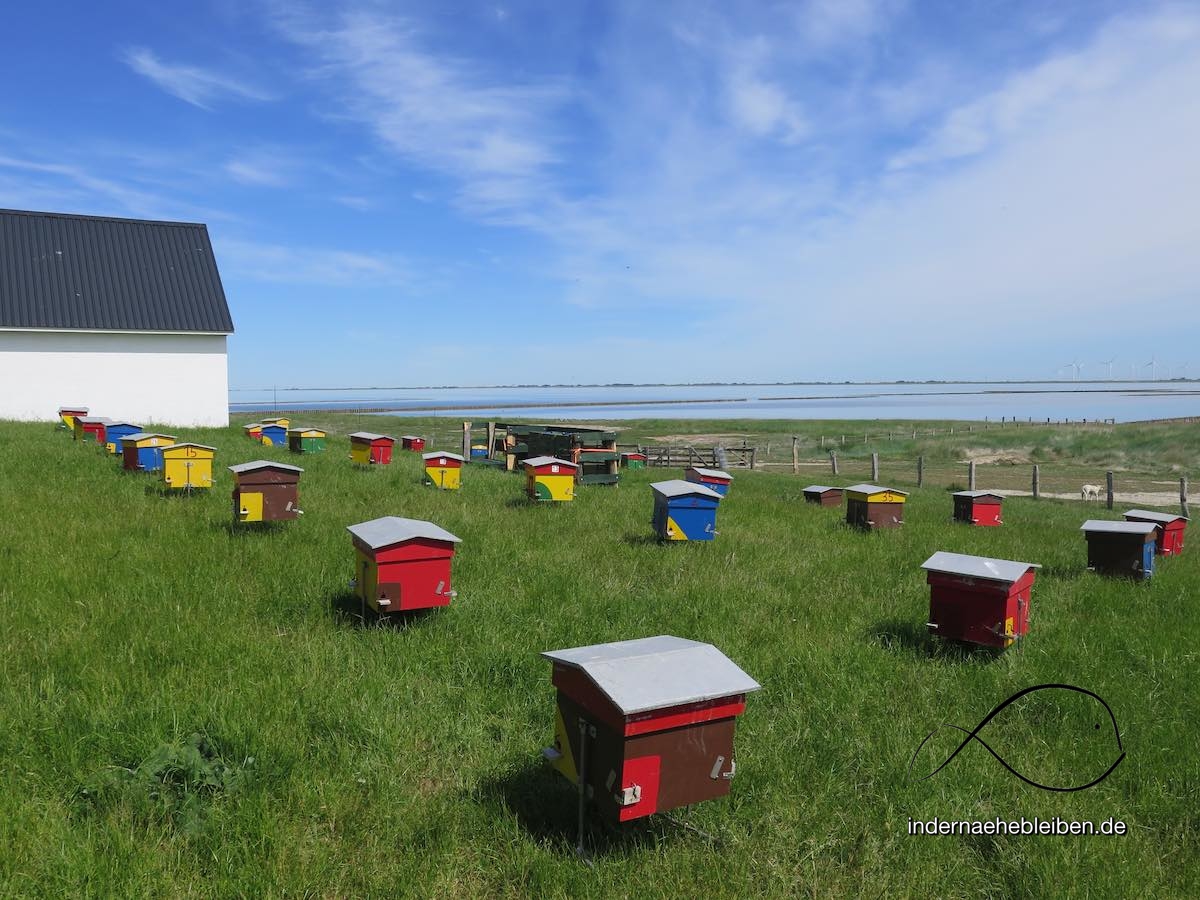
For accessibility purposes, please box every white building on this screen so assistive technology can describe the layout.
[0,209,234,426]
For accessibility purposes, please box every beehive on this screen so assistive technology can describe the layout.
[620,452,646,470]
[685,466,732,496]
[541,635,760,825]
[229,461,303,523]
[260,416,291,429]
[1123,509,1188,556]
[287,427,326,454]
[650,480,722,541]
[74,416,110,445]
[260,424,288,447]
[524,456,578,501]
[844,483,908,530]
[401,435,426,452]
[803,485,842,507]
[952,490,1004,526]
[422,451,464,490]
[349,432,395,465]
[120,432,177,472]
[1081,520,1158,579]
[57,405,89,430]
[244,423,264,441]
[921,551,1040,648]
[161,443,216,490]
[347,516,461,614]
[104,421,142,455]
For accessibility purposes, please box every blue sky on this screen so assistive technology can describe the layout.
[2,1,1197,387]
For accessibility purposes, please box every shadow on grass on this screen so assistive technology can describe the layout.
[216,520,294,537]
[866,619,1006,664]
[1039,565,1089,581]
[472,759,688,858]
[621,532,662,547]
[144,484,211,500]
[327,591,439,631]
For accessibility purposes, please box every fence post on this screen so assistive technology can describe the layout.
[750,449,757,470]
[1106,471,1114,510]
[486,422,496,459]
[1033,464,1040,499]
[792,436,799,475]
[820,435,825,449]
[462,421,472,460]
[871,452,879,482]
[1183,476,1190,519]
[917,455,924,488]
[968,461,976,490]
[830,451,839,476]
[912,429,917,440]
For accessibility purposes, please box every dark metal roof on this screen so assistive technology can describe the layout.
[0,209,234,333]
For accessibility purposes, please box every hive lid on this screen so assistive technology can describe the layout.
[122,432,177,442]
[1123,508,1189,524]
[688,467,732,480]
[260,422,287,430]
[524,455,578,469]
[803,485,839,493]
[105,421,142,429]
[243,422,263,428]
[542,635,761,715]
[952,490,1005,499]
[1080,520,1158,535]
[422,451,465,462]
[228,460,304,474]
[650,479,722,500]
[348,431,394,441]
[75,416,111,424]
[921,551,1040,583]
[163,442,216,452]
[58,405,89,412]
[401,434,422,440]
[346,516,461,549]
[287,426,325,435]
[844,483,909,496]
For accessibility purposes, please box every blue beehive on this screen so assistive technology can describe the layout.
[104,421,142,455]
[651,479,722,541]
[260,424,287,447]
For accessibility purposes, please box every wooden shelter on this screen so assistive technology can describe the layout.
[650,480,722,541]
[103,421,142,455]
[524,456,578,502]
[1123,509,1188,556]
[952,490,1004,527]
[802,485,842,507]
[685,466,732,496]
[347,516,461,614]
[921,551,1040,648]
[57,405,88,430]
[1081,520,1157,580]
[541,635,760,827]
[229,461,303,523]
[120,432,176,472]
[287,427,326,454]
[161,443,216,490]
[423,451,464,490]
[349,432,395,465]
[844,483,908,530]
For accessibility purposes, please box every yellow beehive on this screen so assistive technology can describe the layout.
[161,443,216,490]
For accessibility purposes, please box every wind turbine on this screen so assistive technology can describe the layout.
[1099,358,1115,379]
[1065,360,1083,381]
[1145,355,1158,380]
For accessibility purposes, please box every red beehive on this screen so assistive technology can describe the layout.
[1123,509,1187,556]
[921,551,1040,648]
[401,435,426,452]
[349,431,395,465]
[952,490,1004,526]
[347,516,461,614]
[803,485,842,507]
[541,635,760,829]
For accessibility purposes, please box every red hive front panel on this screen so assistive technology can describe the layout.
[927,569,1034,647]
[371,538,456,611]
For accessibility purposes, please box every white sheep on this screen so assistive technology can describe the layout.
[1081,484,1102,501]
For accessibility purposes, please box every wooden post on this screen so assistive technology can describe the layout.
[912,429,917,440]
[820,435,825,448]
[750,449,757,470]
[968,461,976,491]
[1182,476,1190,519]
[841,434,845,446]
[486,422,497,459]
[1032,464,1040,499]
[1106,471,1114,510]
[917,455,924,488]
[830,451,839,476]
[871,452,879,482]
[462,421,471,460]
[792,436,799,475]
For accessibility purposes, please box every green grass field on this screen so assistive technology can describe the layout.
[0,416,1196,897]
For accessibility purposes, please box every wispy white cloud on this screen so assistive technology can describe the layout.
[798,0,905,49]
[267,6,565,217]
[215,237,408,286]
[122,47,273,109]
[0,154,174,218]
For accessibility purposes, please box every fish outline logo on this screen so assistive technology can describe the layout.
[908,683,1125,792]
